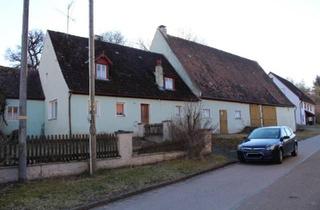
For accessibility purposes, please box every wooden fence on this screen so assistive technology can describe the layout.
[144,123,163,136]
[0,134,119,166]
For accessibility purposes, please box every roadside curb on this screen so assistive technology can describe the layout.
[71,160,238,210]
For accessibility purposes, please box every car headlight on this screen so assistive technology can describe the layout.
[266,145,275,150]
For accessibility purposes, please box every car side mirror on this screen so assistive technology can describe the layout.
[281,136,290,141]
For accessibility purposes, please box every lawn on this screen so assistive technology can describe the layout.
[0,154,228,210]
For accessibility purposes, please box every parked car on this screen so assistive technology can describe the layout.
[237,126,298,164]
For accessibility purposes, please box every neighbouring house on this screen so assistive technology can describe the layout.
[0,66,45,135]
[269,72,316,125]
[38,30,198,135]
[150,26,296,133]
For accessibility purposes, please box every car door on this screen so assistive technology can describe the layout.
[281,128,291,154]
[285,127,295,153]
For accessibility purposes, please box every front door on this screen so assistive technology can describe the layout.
[219,110,228,134]
[141,104,149,124]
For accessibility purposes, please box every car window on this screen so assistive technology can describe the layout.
[281,128,288,137]
[248,128,280,139]
[285,128,292,136]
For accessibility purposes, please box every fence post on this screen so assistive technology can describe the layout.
[137,123,145,137]
[162,120,172,141]
[116,131,133,161]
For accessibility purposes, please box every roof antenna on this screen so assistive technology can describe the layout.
[55,0,76,34]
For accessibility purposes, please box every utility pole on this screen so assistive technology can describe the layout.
[18,0,29,182]
[88,0,96,175]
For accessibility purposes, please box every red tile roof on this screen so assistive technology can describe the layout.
[164,34,293,107]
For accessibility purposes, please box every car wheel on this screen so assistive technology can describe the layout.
[275,149,283,164]
[238,154,246,163]
[291,144,298,157]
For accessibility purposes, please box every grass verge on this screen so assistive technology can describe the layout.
[0,154,228,210]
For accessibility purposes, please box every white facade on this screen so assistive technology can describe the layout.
[269,73,315,125]
[38,33,70,135]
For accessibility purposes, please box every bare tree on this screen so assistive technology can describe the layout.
[178,29,206,45]
[5,29,44,71]
[171,103,214,159]
[136,38,149,51]
[99,31,126,45]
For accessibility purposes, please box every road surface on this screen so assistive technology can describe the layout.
[94,135,320,210]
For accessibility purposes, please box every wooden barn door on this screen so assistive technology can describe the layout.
[250,104,261,127]
[219,110,228,134]
[262,106,277,126]
[141,104,149,124]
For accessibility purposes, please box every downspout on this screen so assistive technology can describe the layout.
[68,91,72,136]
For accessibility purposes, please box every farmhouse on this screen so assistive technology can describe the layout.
[38,30,197,135]
[150,26,296,133]
[269,72,316,125]
[0,66,45,135]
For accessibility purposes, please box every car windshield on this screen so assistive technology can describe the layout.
[248,128,280,139]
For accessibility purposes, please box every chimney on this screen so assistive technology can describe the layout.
[158,25,167,37]
[154,59,164,89]
[94,35,103,41]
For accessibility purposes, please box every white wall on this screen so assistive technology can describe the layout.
[201,99,251,134]
[70,94,192,134]
[269,73,303,125]
[38,33,70,135]
[0,99,44,135]
[276,107,296,131]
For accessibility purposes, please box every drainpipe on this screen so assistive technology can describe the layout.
[68,91,72,136]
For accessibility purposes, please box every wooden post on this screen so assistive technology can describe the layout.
[18,0,29,182]
[88,0,96,175]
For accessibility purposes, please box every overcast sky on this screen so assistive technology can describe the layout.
[0,0,319,87]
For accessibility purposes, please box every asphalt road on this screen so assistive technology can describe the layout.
[94,135,320,210]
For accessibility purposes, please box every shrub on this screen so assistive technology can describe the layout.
[171,103,214,159]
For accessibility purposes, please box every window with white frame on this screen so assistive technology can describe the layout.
[201,109,210,118]
[6,106,19,121]
[164,77,174,90]
[235,110,241,119]
[88,100,100,117]
[96,64,108,80]
[175,105,182,117]
[116,102,125,116]
[48,100,58,120]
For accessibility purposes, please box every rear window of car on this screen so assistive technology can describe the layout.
[248,128,280,139]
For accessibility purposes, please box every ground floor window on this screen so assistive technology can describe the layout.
[6,106,19,121]
[48,100,58,120]
[116,103,125,116]
[235,110,241,119]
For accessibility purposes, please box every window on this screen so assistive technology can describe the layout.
[88,100,100,117]
[201,109,210,118]
[164,77,174,90]
[48,100,58,120]
[6,106,19,121]
[116,103,125,116]
[96,64,108,80]
[235,110,241,119]
[176,105,182,117]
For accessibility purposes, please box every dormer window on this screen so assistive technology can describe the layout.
[164,77,175,90]
[96,64,109,80]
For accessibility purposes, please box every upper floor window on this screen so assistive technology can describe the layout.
[96,64,109,80]
[164,77,175,90]
[48,99,58,120]
[6,106,19,121]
